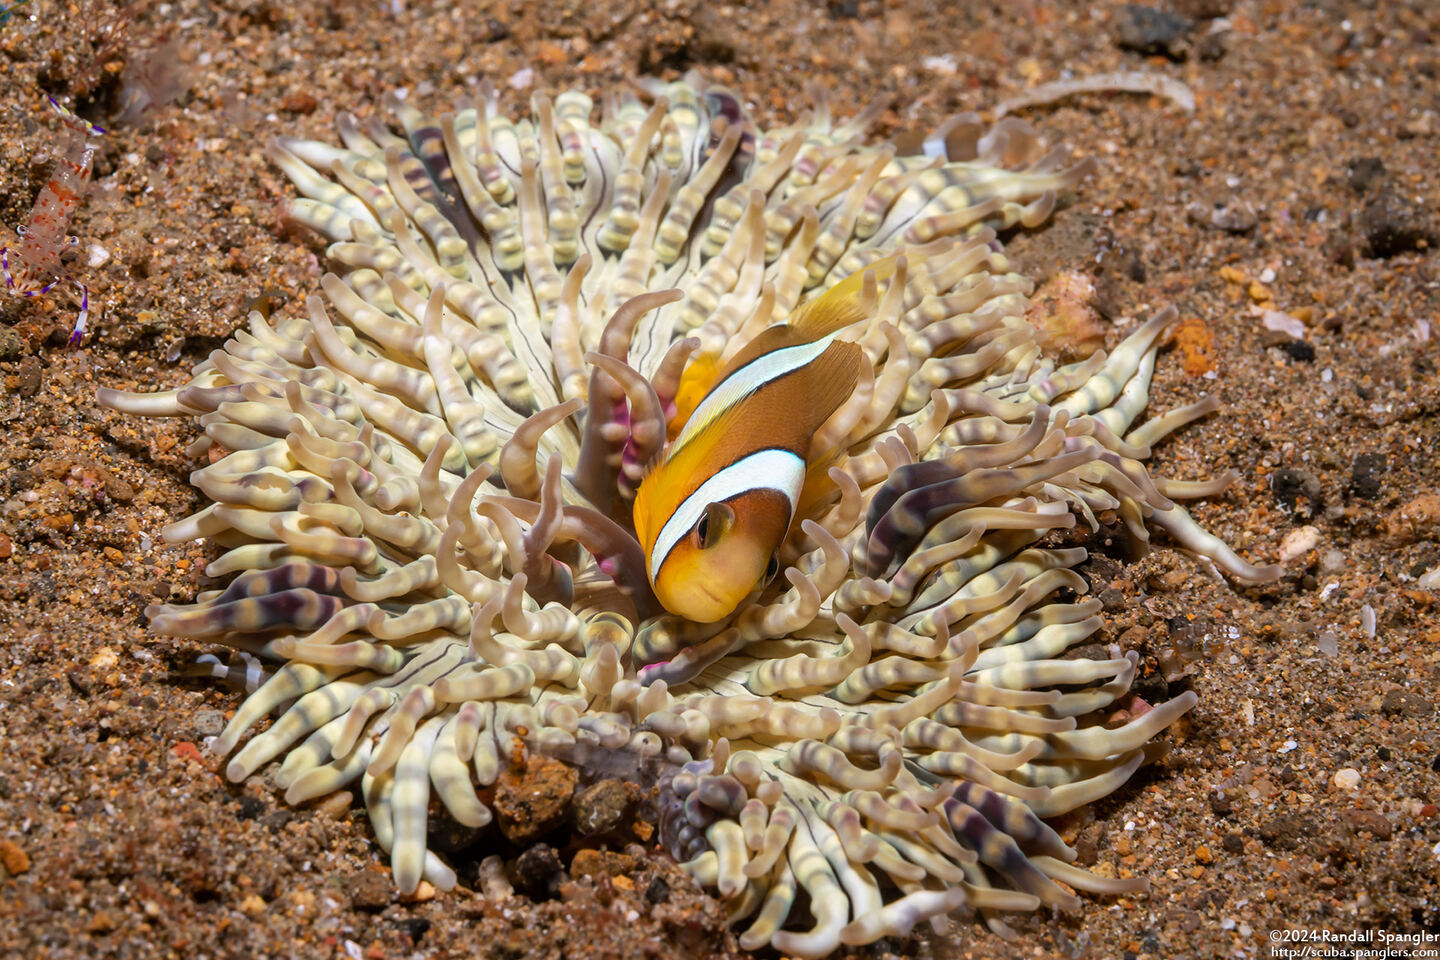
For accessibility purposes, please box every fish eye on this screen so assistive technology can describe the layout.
[693,502,734,550]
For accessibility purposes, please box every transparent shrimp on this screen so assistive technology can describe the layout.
[1,96,105,346]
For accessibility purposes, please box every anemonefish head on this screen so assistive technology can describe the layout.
[648,488,789,623]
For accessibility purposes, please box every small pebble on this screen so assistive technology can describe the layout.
[645,876,671,904]
[1262,310,1307,341]
[921,54,958,75]
[1349,454,1384,500]
[1341,810,1393,840]
[1282,339,1316,363]
[511,843,565,900]
[347,870,394,911]
[571,779,631,835]
[1112,4,1194,58]
[1279,525,1320,563]
[1360,604,1376,637]
[479,854,513,901]
[1360,189,1437,258]
[1333,767,1361,791]
[570,848,637,880]
[0,838,31,875]
[494,754,577,843]
[1386,494,1440,543]
[192,708,225,737]
[15,356,42,398]
[1380,689,1432,717]
[402,880,437,902]
[315,790,353,820]
[279,91,319,115]
[1187,197,1257,232]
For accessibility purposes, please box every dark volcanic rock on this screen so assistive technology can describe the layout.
[1360,190,1436,258]
[511,844,566,900]
[1112,4,1194,59]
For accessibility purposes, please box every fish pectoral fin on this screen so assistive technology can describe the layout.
[668,351,722,439]
[762,550,781,586]
[795,448,844,521]
[787,252,905,340]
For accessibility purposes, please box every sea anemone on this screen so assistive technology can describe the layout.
[99,77,1280,956]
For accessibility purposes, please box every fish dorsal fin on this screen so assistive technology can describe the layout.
[787,253,903,340]
[714,254,902,379]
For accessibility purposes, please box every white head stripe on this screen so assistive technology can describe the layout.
[649,448,806,582]
[675,333,837,451]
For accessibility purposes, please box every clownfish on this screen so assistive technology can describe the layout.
[632,258,897,623]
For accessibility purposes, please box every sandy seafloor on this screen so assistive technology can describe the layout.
[0,0,1437,957]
